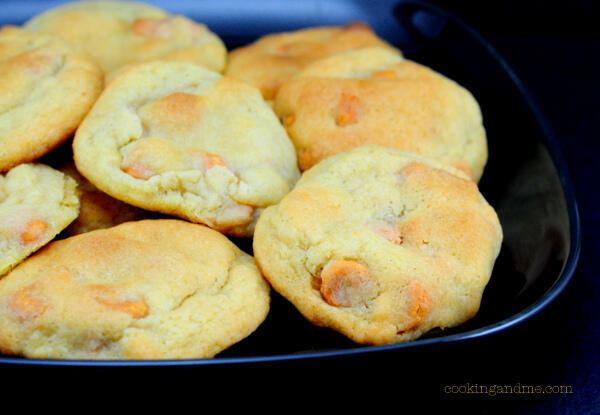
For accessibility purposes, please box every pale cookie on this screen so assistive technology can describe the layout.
[0,26,103,171]
[253,146,502,345]
[226,22,399,101]
[24,0,226,74]
[274,47,487,181]
[73,61,300,237]
[59,163,154,236]
[0,219,270,359]
[0,163,79,276]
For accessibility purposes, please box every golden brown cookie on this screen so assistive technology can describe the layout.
[73,61,300,237]
[59,163,154,236]
[226,23,399,100]
[0,219,270,359]
[24,0,226,74]
[253,146,502,345]
[0,163,79,276]
[0,26,103,171]
[274,47,487,181]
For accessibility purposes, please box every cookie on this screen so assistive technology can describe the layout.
[0,26,103,171]
[274,47,487,181]
[253,146,502,345]
[24,0,226,74]
[0,163,79,277]
[59,163,154,236]
[0,219,270,359]
[73,61,300,237]
[226,23,398,100]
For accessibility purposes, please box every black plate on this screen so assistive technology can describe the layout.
[0,0,581,366]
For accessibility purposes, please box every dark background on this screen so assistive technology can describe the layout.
[383,1,599,411]
[374,1,599,412]
[2,1,599,411]
[423,1,599,412]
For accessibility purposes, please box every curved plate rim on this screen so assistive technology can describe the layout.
[0,0,581,367]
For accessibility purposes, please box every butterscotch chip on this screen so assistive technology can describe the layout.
[59,163,153,236]
[24,0,226,74]
[274,47,487,181]
[368,222,403,245]
[20,220,48,244]
[335,93,361,126]
[283,114,295,127]
[226,23,399,101]
[371,69,397,79]
[253,146,502,345]
[10,285,48,322]
[0,27,102,171]
[0,163,79,276]
[0,220,270,359]
[319,260,376,307]
[73,61,300,237]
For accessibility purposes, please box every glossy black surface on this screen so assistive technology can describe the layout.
[0,0,580,366]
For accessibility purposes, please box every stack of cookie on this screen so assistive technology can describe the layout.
[0,0,502,360]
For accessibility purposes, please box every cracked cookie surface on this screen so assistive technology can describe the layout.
[274,47,487,181]
[0,163,79,277]
[24,0,226,74]
[73,61,300,237]
[0,26,103,171]
[226,23,398,101]
[0,219,270,359]
[253,146,502,345]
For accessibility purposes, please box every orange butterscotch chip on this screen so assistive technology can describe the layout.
[21,219,47,244]
[371,69,397,79]
[369,222,403,245]
[397,162,429,182]
[398,282,431,334]
[131,18,171,38]
[320,260,376,307]
[96,297,149,319]
[10,286,47,321]
[335,93,361,126]
[409,282,431,322]
[158,91,202,115]
[283,113,295,127]
[274,43,293,56]
[202,153,228,171]
[122,163,156,180]
[297,148,315,171]
[261,78,282,101]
